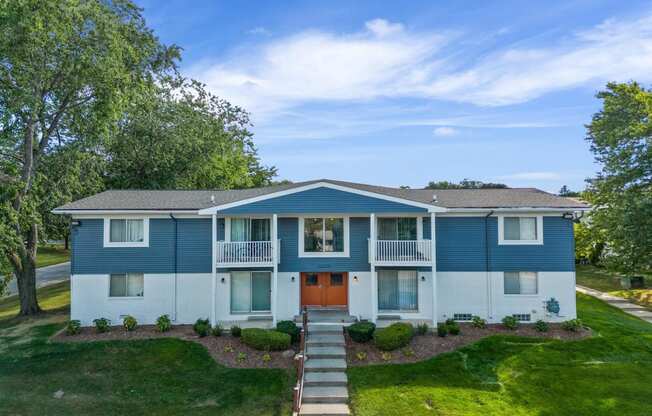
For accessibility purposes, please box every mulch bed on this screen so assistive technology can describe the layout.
[52,325,298,369]
[346,323,591,366]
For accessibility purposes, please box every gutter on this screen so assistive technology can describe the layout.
[170,214,178,322]
[484,210,494,321]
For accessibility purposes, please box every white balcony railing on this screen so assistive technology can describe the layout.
[216,240,280,266]
[372,240,432,265]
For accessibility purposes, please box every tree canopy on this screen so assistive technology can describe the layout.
[426,179,508,189]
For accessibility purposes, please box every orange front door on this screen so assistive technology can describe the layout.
[301,272,348,307]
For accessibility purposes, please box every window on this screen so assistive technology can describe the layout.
[103,218,149,247]
[504,272,538,295]
[513,314,531,322]
[230,271,271,313]
[299,217,349,257]
[498,216,543,245]
[377,218,417,240]
[453,313,473,321]
[305,273,319,286]
[230,218,270,242]
[109,273,144,297]
[378,270,418,311]
[330,273,344,286]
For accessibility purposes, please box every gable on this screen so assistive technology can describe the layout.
[219,186,428,214]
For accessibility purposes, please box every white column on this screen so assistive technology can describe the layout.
[272,214,279,326]
[430,212,438,326]
[211,213,217,327]
[370,213,377,323]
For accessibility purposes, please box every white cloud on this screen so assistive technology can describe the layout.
[248,27,270,36]
[365,19,404,37]
[433,126,458,136]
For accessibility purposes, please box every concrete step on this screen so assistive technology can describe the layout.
[307,334,345,346]
[307,346,346,359]
[305,371,348,387]
[299,403,350,416]
[309,324,344,334]
[305,358,347,372]
[302,386,349,404]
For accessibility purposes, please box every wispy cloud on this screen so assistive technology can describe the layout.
[248,27,271,36]
[433,126,458,136]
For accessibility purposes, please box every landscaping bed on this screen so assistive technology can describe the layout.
[52,324,297,369]
[346,322,590,366]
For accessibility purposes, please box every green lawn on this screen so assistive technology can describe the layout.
[36,244,70,268]
[0,284,293,415]
[577,264,652,309]
[348,294,652,416]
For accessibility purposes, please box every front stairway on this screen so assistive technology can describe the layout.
[299,323,350,416]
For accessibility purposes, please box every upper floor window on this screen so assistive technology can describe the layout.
[103,218,149,247]
[504,271,538,295]
[498,215,543,245]
[377,217,417,240]
[109,273,144,297]
[230,218,270,242]
[299,217,349,257]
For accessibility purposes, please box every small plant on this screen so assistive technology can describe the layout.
[348,321,376,343]
[502,316,519,330]
[156,314,171,332]
[373,322,414,351]
[223,344,234,353]
[447,321,461,335]
[237,352,247,363]
[437,323,448,337]
[445,318,455,326]
[561,319,583,332]
[356,351,368,361]
[93,317,110,333]
[381,351,392,361]
[211,324,223,337]
[123,315,137,332]
[262,353,272,364]
[193,318,210,337]
[534,320,549,332]
[230,325,242,337]
[416,323,429,336]
[65,320,81,335]
[276,320,300,343]
[471,316,487,329]
[241,328,291,351]
[402,347,415,357]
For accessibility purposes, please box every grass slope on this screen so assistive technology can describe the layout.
[577,265,652,309]
[348,294,652,416]
[0,280,70,321]
[36,244,70,268]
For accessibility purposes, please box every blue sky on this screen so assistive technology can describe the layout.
[136,0,652,192]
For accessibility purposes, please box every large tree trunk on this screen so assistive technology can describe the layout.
[16,256,41,315]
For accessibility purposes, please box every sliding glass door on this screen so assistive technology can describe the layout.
[231,271,271,313]
[377,270,418,311]
[377,218,417,240]
[230,218,271,242]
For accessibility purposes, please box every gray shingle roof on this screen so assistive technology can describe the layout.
[54,179,589,211]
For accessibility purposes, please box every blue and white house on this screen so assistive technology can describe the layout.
[53,179,588,327]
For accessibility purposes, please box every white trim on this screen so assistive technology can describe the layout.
[103,217,149,248]
[498,215,544,245]
[55,209,199,215]
[298,215,350,258]
[370,213,377,323]
[211,214,217,327]
[431,213,437,326]
[446,207,589,213]
[272,214,279,326]
[197,181,446,214]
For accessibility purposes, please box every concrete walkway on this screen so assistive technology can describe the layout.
[576,285,652,324]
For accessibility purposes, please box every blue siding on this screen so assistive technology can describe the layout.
[176,218,212,273]
[278,217,370,272]
[221,187,426,214]
[436,217,487,271]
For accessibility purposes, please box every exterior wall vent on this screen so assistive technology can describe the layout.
[453,313,473,321]
[512,314,531,322]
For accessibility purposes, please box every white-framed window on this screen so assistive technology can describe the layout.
[498,215,543,245]
[109,273,144,297]
[504,271,538,295]
[298,216,350,257]
[230,271,271,313]
[103,217,149,247]
[378,270,418,312]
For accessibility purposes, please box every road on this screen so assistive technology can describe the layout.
[5,262,70,296]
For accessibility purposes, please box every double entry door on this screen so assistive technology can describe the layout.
[301,272,348,307]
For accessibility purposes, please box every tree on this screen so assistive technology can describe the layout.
[426,179,508,189]
[558,185,580,197]
[586,82,652,274]
[0,0,179,315]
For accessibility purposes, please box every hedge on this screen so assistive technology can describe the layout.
[241,328,291,351]
[348,321,376,343]
[276,320,300,343]
[373,322,414,351]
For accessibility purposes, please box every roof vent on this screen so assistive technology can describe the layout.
[210,195,215,203]
[432,194,438,202]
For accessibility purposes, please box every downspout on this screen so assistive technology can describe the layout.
[484,210,494,321]
[170,214,178,322]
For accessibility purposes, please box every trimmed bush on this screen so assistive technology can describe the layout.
[416,323,429,336]
[156,314,171,332]
[93,318,110,333]
[211,324,223,337]
[437,323,448,337]
[193,318,210,337]
[373,322,414,351]
[471,315,487,329]
[230,325,242,337]
[447,321,461,335]
[348,321,376,343]
[445,318,455,326]
[66,320,81,335]
[276,320,300,343]
[534,320,549,332]
[123,315,137,331]
[241,328,291,351]
[562,319,583,332]
[502,316,519,330]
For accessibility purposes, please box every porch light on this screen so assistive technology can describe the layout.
[421,275,426,281]
[221,277,225,283]
[353,275,358,282]
[291,276,295,282]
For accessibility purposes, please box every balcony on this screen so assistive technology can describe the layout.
[216,240,280,268]
[371,239,432,266]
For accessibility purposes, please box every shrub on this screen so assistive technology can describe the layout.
[223,344,234,353]
[356,351,368,361]
[416,323,429,336]
[373,322,414,351]
[471,316,487,329]
[562,319,583,332]
[193,318,210,337]
[402,347,415,357]
[123,315,137,332]
[230,325,242,337]
[447,321,461,335]
[93,318,110,333]
[437,323,448,337]
[276,320,300,343]
[381,352,392,361]
[502,316,519,330]
[445,318,456,326]
[262,353,272,363]
[241,328,291,351]
[348,321,376,343]
[156,314,171,332]
[211,324,223,337]
[237,352,247,363]
[534,320,549,332]
[65,320,81,335]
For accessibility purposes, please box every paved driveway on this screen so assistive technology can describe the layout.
[5,262,70,296]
